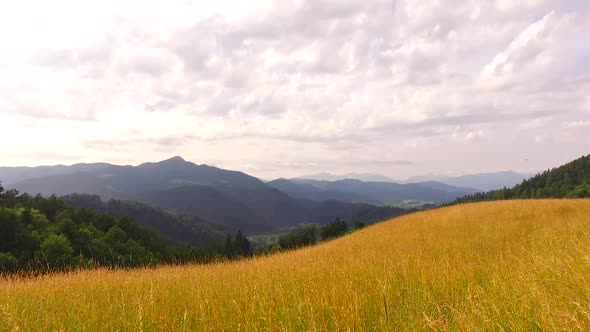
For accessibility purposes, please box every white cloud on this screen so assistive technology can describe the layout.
[0,0,589,179]
[480,10,589,91]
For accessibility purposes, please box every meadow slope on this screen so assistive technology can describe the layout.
[1,200,590,331]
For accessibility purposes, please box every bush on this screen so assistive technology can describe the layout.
[320,218,349,240]
[40,234,73,267]
[278,226,318,250]
[0,208,19,251]
[0,252,17,271]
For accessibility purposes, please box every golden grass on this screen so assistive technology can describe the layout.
[1,200,590,331]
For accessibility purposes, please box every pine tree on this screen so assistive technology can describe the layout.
[223,233,234,258]
[0,181,4,205]
[234,230,252,257]
[320,218,349,240]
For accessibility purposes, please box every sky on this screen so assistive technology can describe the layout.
[0,0,589,180]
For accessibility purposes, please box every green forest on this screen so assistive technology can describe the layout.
[0,182,258,272]
[454,154,590,204]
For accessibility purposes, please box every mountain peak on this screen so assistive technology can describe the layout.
[161,156,187,164]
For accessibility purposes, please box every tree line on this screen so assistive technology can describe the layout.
[257,218,366,253]
[0,182,254,273]
[454,154,590,204]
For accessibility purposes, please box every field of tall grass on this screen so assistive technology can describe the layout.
[1,200,590,331]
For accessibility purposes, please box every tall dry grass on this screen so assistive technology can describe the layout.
[1,200,589,331]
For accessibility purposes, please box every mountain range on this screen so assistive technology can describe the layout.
[296,170,532,191]
[267,178,476,204]
[297,172,396,183]
[1,157,427,236]
[405,171,532,191]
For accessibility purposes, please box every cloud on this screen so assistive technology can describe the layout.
[1,0,589,178]
[465,130,485,142]
[481,9,590,90]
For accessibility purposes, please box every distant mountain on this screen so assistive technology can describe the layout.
[297,172,395,182]
[455,154,590,203]
[8,156,265,200]
[405,171,532,191]
[268,178,477,204]
[0,163,114,186]
[266,179,369,203]
[1,157,409,234]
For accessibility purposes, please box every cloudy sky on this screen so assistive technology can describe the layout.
[1,0,589,180]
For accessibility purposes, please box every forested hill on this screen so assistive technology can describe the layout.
[0,183,169,271]
[454,154,590,204]
[0,183,248,272]
[61,193,225,247]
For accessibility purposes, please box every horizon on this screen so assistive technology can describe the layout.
[1,0,589,179]
[0,154,553,182]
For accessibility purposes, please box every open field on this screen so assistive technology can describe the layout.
[1,200,590,331]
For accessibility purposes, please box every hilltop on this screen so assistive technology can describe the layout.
[2,200,589,330]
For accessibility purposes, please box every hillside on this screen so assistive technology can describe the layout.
[455,154,590,203]
[142,185,271,233]
[2,200,589,330]
[266,178,369,202]
[61,194,226,247]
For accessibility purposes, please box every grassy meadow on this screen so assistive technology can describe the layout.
[1,199,590,331]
